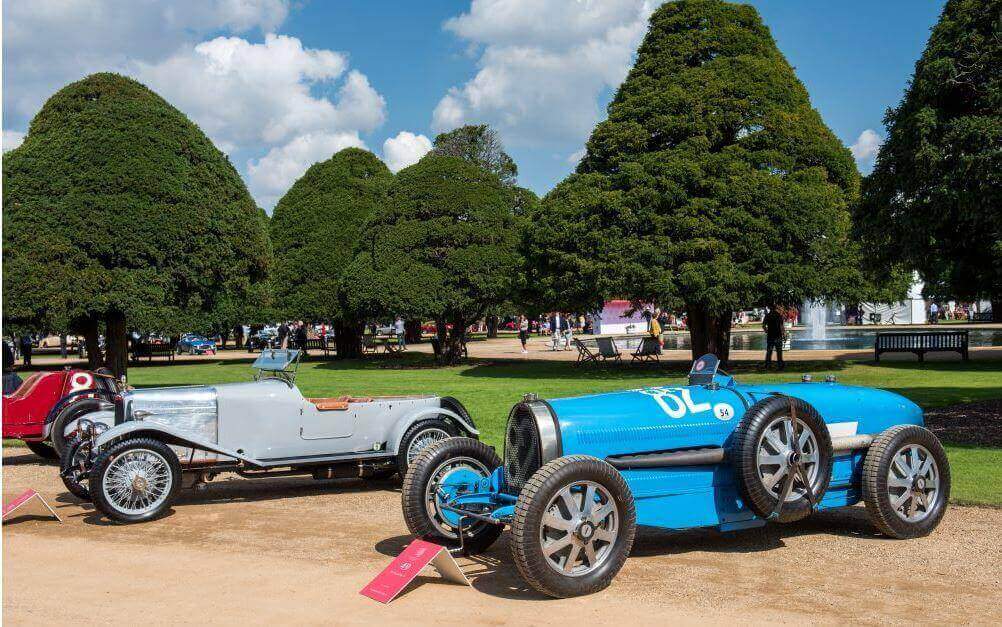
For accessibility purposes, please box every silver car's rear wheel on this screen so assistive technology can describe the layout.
[407,427,451,465]
[89,438,181,523]
[539,481,619,577]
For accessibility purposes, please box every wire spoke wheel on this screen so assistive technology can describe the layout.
[102,448,173,516]
[406,427,451,465]
[887,444,939,523]
[756,415,821,502]
[539,480,619,577]
[424,456,490,539]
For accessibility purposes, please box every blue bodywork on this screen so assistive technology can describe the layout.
[437,365,923,534]
[178,334,216,354]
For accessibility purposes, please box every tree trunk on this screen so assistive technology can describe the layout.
[103,310,128,380]
[686,305,733,365]
[334,320,364,359]
[486,316,499,339]
[404,319,423,344]
[992,299,1001,323]
[442,317,467,365]
[80,316,103,370]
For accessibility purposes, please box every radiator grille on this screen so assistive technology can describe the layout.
[504,404,541,495]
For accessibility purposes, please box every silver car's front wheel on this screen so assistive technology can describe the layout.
[89,438,181,523]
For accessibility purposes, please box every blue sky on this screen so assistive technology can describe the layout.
[2,1,945,209]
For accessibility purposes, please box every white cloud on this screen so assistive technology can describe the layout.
[3,0,291,119]
[382,131,433,173]
[566,148,586,165]
[433,1,661,146]
[2,130,26,153]
[850,129,883,162]
[247,132,367,209]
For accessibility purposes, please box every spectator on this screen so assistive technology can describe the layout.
[563,313,574,350]
[548,312,568,351]
[518,315,529,354]
[649,309,663,353]
[278,321,290,349]
[929,302,939,324]
[763,306,785,370]
[295,321,308,354]
[233,324,244,350]
[394,316,406,350]
[19,335,33,367]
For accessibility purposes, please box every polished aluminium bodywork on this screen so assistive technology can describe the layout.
[434,363,924,533]
[74,350,477,473]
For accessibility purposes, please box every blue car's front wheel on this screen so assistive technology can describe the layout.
[511,456,636,598]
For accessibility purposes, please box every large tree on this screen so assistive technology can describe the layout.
[270,148,393,358]
[858,0,1001,319]
[526,0,860,362]
[3,73,271,377]
[344,155,520,363]
[432,124,518,186]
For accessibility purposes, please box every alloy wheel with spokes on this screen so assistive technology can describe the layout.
[756,414,822,503]
[863,425,950,539]
[539,480,619,577]
[407,427,451,465]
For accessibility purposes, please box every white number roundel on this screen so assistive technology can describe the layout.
[68,372,94,394]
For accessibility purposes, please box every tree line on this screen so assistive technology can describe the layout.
[4,0,998,375]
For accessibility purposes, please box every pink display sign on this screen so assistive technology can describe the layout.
[360,539,469,603]
[2,489,61,522]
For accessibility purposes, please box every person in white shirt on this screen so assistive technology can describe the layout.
[394,316,406,348]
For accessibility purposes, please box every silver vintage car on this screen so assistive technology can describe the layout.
[61,350,478,523]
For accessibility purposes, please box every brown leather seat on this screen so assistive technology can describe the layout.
[308,396,374,411]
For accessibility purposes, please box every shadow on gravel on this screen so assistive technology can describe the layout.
[1,452,57,466]
[629,506,881,558]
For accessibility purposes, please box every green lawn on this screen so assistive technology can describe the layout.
[7,356,1001,505]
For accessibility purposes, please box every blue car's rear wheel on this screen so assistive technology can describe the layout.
[511,456,636,598]
[862,425,950,539]
[401,437,503,554]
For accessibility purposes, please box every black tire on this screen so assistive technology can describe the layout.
[401,437,503,555]
[25,440,58,460]
[862,425,950,539]
[89,437,181,523]
[510,455,636,598]
[60,434,91,500]
[50,398,111,458]
[396,418,458,477]
[730,395,833,523]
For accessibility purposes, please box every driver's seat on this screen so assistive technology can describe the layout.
[308,396,374,411]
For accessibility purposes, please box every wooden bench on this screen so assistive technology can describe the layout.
[297,338,332,358]
[130,341,177,363]
[874,331,969,362]
[631,336,662,363]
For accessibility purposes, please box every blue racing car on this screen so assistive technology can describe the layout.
[402,354,950,598]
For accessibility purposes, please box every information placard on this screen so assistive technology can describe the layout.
[360,539,469,603]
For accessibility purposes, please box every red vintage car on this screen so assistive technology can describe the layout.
[3,369,121,459]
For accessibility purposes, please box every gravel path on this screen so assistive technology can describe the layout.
[4,448,1001,625]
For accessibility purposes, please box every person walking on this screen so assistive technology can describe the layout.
[929,302,939,324]
[548,312,565,351]
[518,315,529,354]
[650,308,663,354]
[19,335,33,367]
[763,306,785,370]
[394,316,406,350]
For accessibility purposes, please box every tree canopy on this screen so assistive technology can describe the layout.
[432,124,518,186]
[857,0,1001,318]
[2,72,271,375]
[525,0,861,360]
[270,147,393,356]
[344,154,520,361]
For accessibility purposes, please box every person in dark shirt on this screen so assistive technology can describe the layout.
[277,322,290,349]
[763,307,785,370]
[295,321,308,355]
[19,335,33,367]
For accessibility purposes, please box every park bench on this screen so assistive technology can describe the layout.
[874,331,969,362]
[130,341,177,363]
[573,337,622,364]
[631,336,662,364]
[971,312,994,322]
[297,338,333,358]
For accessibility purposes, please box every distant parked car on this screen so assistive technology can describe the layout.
[247,329,278,352]
[177,334,216,355]
[63,349,479,523]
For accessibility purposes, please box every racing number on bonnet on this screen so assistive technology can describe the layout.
[639,386,735,421]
